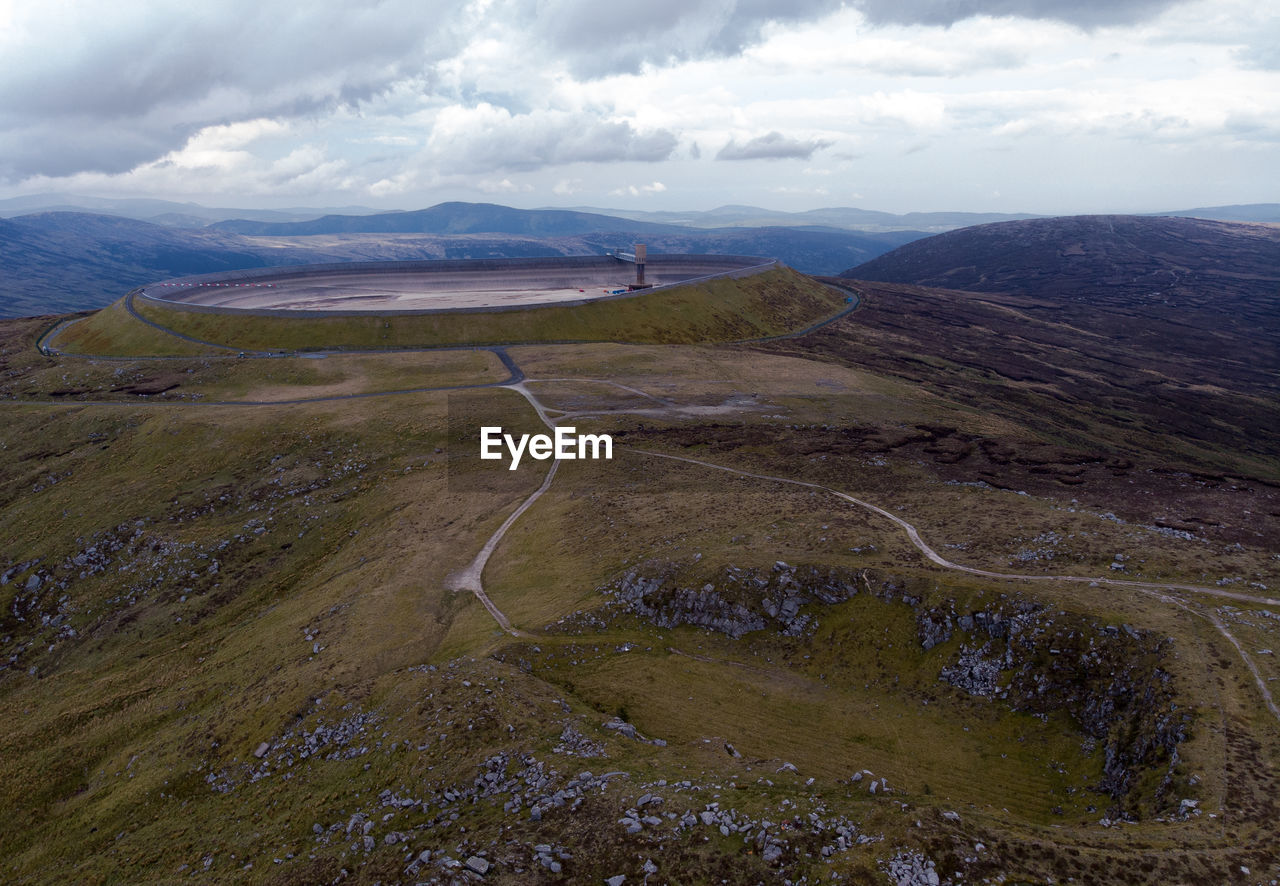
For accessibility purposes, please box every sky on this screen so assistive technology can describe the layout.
[0,0,1276,215]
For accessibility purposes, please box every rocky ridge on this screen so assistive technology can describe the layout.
[578,560,1190,818]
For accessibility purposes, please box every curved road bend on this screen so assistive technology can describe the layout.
[626,448,1280,608]
[622,447,1280,723]
[444,381,560,636]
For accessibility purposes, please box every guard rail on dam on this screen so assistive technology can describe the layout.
[136,254,780,317]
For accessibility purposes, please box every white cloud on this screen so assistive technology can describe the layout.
[478,177,533,193]
[608,181,667,197]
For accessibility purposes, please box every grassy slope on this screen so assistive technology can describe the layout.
[49,299,225,357]
[1,301,1279,884]
[92,267,845,351]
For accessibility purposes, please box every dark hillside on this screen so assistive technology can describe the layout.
[776,216,1280,479]
[843,215,1280,312]
[839,214,1280,400]
[0,213,271,317]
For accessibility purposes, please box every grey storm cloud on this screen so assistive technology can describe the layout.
[0,0,1207,184]
[0,0,472,179]
[516,0,847,77]
[855,0,1190,28]
[0,0,846,181]
[716,132,832,161]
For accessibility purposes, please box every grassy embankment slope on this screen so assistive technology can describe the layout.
[52,266,846,355]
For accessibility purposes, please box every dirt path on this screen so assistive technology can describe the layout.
[444,459,557,638]
[444,380,561,635]
[1201,606,1280,721]
[627,448,1280,608]
[623,447,1280,723]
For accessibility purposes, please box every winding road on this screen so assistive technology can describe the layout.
[452,381,1280,724]
[16,285,1280,720]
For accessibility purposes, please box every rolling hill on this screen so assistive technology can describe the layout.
[821,215,1280,482]
[0,213,275,317]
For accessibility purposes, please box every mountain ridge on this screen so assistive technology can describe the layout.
[0,209,924,317]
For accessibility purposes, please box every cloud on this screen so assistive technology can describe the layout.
[0,0,853,181]
[518,0,847,77]
[716,131,832,161]
[478,177,533,193]
[608,181,667,196]
[855,0,1190,28]
[0,0,470,179]
[426,104,678,172]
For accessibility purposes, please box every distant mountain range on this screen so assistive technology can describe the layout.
[3,196,1277,319]
[207,202,691,237]
[1156,203,1280,224]
[560,204,1044,232]
[0,193,377,226]
[0,205,922,317]
[4,193,1277,231]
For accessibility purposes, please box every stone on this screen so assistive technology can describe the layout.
[464,856,490,875]
[606,876,626,886]
[253,742,270,759]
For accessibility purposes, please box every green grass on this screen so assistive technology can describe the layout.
[2,302,1279,884]
[47,299,226,357]
[96,267,847,352]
